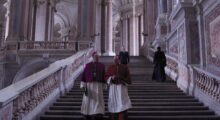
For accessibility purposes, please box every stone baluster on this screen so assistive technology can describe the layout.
[198,72,202,88]
[212,79,217,97]
[210,79,215,98]
[217,82,220,102]
[195,69,220,102]
[206,76,210,94]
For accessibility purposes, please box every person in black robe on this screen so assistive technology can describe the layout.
[152,47,166,82]
[119,47,130,65]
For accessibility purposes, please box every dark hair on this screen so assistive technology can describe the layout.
[157,47,161,51]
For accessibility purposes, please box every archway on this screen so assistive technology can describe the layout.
[13,58,56,83]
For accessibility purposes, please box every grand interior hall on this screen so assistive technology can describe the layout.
[0,0,220,120]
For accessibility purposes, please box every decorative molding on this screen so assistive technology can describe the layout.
[205,3,220,67]
[178,23,187,64]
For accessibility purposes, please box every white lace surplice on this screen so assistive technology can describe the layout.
[107,77,132,113]
[80,81,106,115]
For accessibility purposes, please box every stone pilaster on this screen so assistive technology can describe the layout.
[34,0,55,41]
[103,0,114,56]
[195,1,206,66]
[77,0,96,50]
[140,15,144,46]
[135,14,139,55]
[100,0,106,54]
[122,17,128,50]
[129,12,136,56]
[94,0,101,53]
[78,0,96,39]
[0,0,7,47]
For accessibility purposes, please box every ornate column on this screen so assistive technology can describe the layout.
[4,0,35,42]
[140,15,144,46]
[4,0,38,54]
[78,0,96,50]
[135,13,139,56]
[0,0,7,47]
[100,0,106,54]
[0,0,7,90]
[47,0,56,41]
[122,17,128,50]
[127,2,139,56]
[103,0,114,56]
[196,2,206,66]
[143,0,148,41]
[34,0,55,41]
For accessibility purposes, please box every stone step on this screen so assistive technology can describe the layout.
[128,116,220,120]
[49,106,209,111]
[53,101,203,106]
[40,115,220,120]
[40,57,220,120]
[60,95,195,99]
[74,82,176,86]
[70,88,181,91]
[72,85,179,90]
[57,98,199,103]
[45,110,214,116]
[66,92,186,96]
[69,89,181,93]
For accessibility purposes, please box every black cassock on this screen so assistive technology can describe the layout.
[152,51,166,82]
[119,51,130,65]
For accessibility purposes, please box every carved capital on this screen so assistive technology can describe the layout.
[35,0,46,7]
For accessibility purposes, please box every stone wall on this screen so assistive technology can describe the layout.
[142,0,220,114]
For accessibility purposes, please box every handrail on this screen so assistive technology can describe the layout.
[165,54,179,73]
[192,66,220,102]
[0,48,93,120]
[18,41,76,50]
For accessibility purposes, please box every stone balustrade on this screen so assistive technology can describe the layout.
[18,41,76,50]
[18,41,94,53]
[193,67,220,102]
[12,70,60,120]
[0,48,93,120]
[166,54,178,74]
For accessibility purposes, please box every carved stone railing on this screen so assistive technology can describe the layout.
[0,48,93,120]
[18,41,76,51]
[193,67,220,102]
[166,54,178,74]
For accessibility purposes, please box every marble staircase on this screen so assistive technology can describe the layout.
[40,56,220,120]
